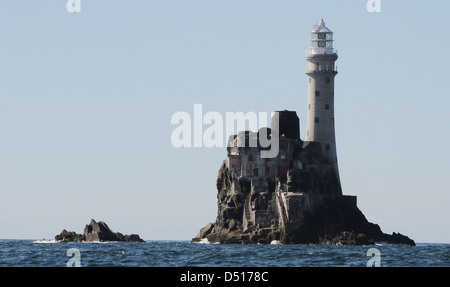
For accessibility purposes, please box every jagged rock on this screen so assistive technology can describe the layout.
[320,231,374,245]
[84,219,120,242]
[54,229,83,243]
[384,232,416,246]
[124,234,143,242]
[194,222,215,240]
[54,219,145,242]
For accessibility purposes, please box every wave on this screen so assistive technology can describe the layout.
[192,238,220,244]
[33,239,57,244]
[193,238,210,244]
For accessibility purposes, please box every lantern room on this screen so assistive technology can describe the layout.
[309,19,335,55]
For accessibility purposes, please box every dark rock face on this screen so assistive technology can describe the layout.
[384,232,416,246]
[54,229,84,243]
[320,231,374,246]
[193,160,415,246]
[55,219,144,243]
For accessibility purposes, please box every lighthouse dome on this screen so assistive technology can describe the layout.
[312,18,333,33]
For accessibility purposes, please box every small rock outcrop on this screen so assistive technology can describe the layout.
[54,229,84,243]
[55,219,144,242]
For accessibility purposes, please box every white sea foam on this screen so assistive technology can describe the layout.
[194,238,210,244]
[270,240,281,245]
[33,239,57,244]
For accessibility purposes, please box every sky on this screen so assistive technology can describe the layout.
[0,1,449,244]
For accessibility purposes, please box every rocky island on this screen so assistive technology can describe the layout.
[55,219,145,242]
[192,111,415,246]
[192,20,415,246]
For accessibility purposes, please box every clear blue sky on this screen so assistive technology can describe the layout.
[0,1,449,243]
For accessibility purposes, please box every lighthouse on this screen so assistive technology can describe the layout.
[305,19,340,182]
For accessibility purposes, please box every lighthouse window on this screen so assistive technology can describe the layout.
[325,104,329,110]
[315,91,320,97]
[308,104,311,110]
[309,78,311,83]
[325,77,330,84]
[315,117,320,123]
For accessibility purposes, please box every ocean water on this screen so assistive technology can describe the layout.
[0,239,448,267]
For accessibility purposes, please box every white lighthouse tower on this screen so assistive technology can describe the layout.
[305,19,340,182]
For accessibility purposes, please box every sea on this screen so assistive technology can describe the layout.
[0,239,448,267]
